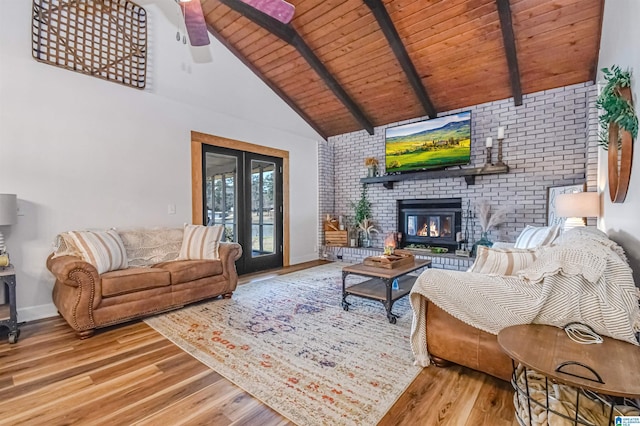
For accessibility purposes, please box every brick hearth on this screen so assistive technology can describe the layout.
[323,246,474,271]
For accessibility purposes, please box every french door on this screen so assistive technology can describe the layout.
[202,145,283,274]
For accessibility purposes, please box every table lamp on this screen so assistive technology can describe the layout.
[0,194,18,256]
[556,191,599,229]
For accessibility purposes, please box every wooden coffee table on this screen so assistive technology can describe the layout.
[341,259,431,323]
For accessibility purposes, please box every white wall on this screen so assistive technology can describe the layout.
[597,0,640,285]
[0,0,321,320]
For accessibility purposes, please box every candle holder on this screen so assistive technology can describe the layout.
[496,138,505,166]
[485,146,493,166]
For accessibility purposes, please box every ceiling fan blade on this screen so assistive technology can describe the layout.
[239,0,295,24]
[181,0,210,46]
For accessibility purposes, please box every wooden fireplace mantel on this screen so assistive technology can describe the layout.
[360,164,509,189]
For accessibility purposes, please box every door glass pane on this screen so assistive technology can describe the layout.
[205,152,237,242]
[251,160,276,257]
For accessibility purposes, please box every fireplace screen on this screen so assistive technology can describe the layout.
[398,198,462,250]
[407,215,452,239]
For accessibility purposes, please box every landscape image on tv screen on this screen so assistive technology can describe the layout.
[385,111,471,174]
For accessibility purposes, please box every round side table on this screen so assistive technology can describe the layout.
[498,324,640,425]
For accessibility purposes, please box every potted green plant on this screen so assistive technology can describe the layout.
[351,184,371,224]
[350,185,373,246]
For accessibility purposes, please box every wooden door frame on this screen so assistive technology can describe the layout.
[191,131,290,266]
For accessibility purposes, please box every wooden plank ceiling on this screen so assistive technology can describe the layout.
[202,0,603,138]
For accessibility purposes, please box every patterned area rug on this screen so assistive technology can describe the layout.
[144,262,422,425]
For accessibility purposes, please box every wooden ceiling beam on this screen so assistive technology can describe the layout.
[496,0,523,106]
[218,0,375,135]
[363,0,437,119]
[207,24,329,140]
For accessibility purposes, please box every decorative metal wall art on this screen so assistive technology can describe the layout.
[31,0,147,89]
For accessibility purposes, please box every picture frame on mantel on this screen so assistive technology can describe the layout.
[547,183,586,226]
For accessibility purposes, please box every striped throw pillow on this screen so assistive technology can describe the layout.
[66,230,128,274]
[470,246,539,276]
[178,224,225,260]
[514,225,560,249]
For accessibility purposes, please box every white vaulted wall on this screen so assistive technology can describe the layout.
[0,0,321,320]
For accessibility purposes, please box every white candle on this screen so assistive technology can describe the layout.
[497,126,505,139]
[486,137,493,147]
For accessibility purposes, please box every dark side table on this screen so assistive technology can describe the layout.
[0,265,19,343]
[498,324,640,425]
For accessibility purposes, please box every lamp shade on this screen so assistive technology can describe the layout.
[0,194,18,226]
[556,192,600,218]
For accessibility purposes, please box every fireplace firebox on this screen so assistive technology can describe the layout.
[397,198,462,251]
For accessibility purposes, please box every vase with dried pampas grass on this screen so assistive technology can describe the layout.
[472,199,510,255]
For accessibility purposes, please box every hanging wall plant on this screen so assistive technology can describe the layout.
[597,66,638,149]
[596,65,637,203]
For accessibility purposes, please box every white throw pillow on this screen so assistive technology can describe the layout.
[178,224,225,260]
[65,230,128,274]
[490,242,516,250]
[117,227,184,267]
[469,246,539,276]
[514,225,560,249]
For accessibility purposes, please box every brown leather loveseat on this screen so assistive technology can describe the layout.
[47,227,242,338]
[411,228,640,383]
[425,301,512,381]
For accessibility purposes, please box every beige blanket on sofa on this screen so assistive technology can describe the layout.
[409,228,640,367]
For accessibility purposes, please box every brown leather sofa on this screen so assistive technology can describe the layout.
[425,301,513,382]
[47,242,242,338]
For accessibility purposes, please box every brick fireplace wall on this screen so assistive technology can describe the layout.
[318,82,599,266]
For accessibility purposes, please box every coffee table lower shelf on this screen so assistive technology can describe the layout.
[342,275,417,324]
[342,259,430,324]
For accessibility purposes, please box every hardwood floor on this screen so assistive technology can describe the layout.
[0,261,518,425]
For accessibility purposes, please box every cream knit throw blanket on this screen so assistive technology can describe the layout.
[410,228,640,367]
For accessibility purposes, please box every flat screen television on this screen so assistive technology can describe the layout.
[385,111,471,174]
